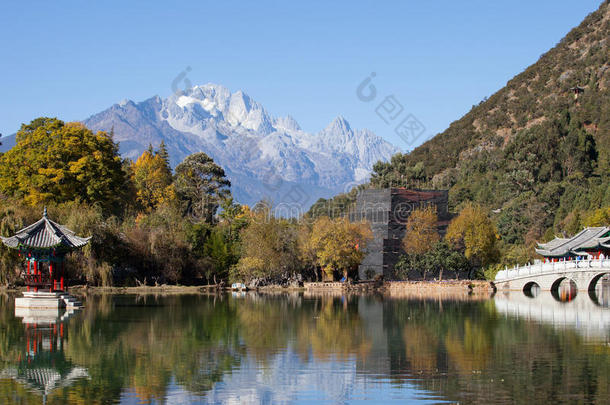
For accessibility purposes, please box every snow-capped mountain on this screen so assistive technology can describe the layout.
[83,84,399,209]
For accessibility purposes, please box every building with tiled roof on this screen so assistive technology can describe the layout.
[1,207,90,250]
[536,227,610,259]
[1,208,90,292]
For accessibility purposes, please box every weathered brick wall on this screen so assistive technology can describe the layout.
[350,188,449,280]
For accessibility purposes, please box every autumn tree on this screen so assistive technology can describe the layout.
[232,208,300,283]
[402,206,440,255]
[446,203,500,271]
[131,147,174,212]
[297,221,320,281]
[308,216,372,281]
[0,118,126,212]
[174,152,231,223]
[582,206,610,227]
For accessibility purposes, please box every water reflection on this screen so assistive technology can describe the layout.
[495,290,610,340]
[589,274,610,307]
[523,282,541,298]
[0,292,608,404]
[0,305,87,404]
[551,278,578,303]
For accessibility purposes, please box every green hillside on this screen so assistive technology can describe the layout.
[311,1,610,265]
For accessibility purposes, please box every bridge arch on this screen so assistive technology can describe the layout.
[551,277,578,302]
[587,272,610,291]
[587,272,610,307]
[523,281,541,298]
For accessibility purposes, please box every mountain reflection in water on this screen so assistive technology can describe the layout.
[0,291,608,404]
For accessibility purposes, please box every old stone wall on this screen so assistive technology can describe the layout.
[350,188,449,280]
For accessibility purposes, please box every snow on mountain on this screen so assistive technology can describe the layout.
[83,83,399,210]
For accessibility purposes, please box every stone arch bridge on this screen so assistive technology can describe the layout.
[494,258,610,294]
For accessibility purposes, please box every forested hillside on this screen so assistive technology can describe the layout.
[311,1,610,268]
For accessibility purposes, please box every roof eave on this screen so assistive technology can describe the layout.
[535,249,570,257]
[18,242,64,250]
[0,236,19,249]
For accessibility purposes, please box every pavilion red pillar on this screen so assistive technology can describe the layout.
[60,261,65,291]
[26,260,31,292]
[49,261,53,292]
[34,261,38,292]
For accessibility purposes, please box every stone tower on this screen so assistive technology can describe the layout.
[349,188,450,279]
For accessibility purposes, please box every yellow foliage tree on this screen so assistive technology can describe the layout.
[232,208,300,282]
[309,216,372,280]
[402,206,440,255]
[297,222,319,280]
[0,118,126,212]
[446,203,499,269]
[131,149,175,211]
[582,206,610,227]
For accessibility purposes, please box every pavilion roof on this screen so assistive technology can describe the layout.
[1,365,89,396]
[0,208,91,251]
[536,227,610,257]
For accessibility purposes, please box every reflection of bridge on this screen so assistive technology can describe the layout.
[494,259,610,293]
[494,291,610,339]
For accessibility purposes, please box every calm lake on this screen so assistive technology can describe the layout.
[0,290,609,404]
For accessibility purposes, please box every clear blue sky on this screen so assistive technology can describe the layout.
[0,0,603,150]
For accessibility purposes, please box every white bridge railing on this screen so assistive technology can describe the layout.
[495,259,610,281]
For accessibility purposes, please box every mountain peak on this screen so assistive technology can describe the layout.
[275,115,301,131]
[324,115,352,134]
[83,84,398,209]
[115,99,137,109]
[192,83,231,95]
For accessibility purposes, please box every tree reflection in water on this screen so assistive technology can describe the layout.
[0,292,607,404]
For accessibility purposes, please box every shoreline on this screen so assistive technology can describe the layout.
[2,280,494,298]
